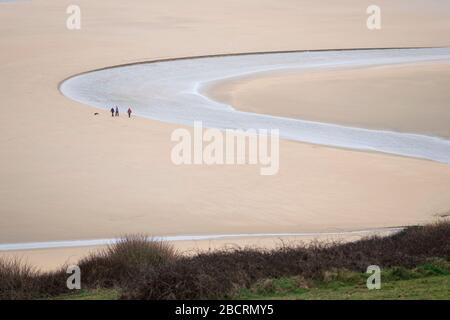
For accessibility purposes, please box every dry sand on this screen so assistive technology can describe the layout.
[1,0,450,269]
[208,62,450,138]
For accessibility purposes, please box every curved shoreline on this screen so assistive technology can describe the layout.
[0,227,404,251]
[57,46,440,88]
[60,47,450,164]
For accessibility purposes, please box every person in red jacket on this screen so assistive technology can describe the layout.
[127,107,132,118]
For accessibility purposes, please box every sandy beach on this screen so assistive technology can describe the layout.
[1,0,450,270]
[208,62,450,138]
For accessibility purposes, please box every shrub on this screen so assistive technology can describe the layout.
[122,222,450,299]
[0,258,67,300]
[78,235,179,287]
[0,235,178,299]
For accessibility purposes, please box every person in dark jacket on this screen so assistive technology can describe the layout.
[110,107,115,117]
[127,107,132,118]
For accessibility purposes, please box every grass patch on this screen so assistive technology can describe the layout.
[237,275,450,300]
[236,260,450,300]
[52,288,121,300]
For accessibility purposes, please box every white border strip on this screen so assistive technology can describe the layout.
[0,228,404,251]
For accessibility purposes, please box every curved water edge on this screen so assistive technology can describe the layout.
[60,47,450,163]
[0,227,404,251]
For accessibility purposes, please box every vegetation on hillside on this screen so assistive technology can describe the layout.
[1,222,449,300]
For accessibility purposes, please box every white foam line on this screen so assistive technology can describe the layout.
[0,228,404,251]
[60,48,450,164]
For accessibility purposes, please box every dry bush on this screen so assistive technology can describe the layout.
[78,235,179,287]
[122,222,450,300]
[0,235,178,299]
[0,257,67,300]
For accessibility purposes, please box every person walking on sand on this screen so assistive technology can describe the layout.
[115,106,119,117]
[110,107,115,117]
[127,107,132,118]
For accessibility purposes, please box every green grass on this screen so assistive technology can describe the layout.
[235,260,450,300]
[54,260,450,300]
[236,275,450,300]
[52,288,120,300]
